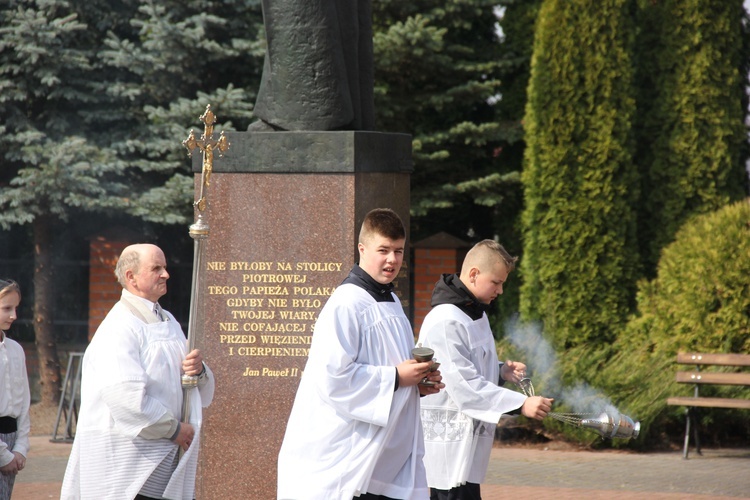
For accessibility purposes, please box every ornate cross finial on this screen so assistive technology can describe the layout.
[183,104,230,212]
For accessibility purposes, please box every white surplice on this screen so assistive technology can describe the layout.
[277,283,428,500]
[61,290,214,500]
[417,305,526,490]
[0,333,30,467]
[0,331,31,500]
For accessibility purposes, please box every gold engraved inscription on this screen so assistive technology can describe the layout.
[230,261,272,271]
[235,347,309,356]
[208,260,342,377]
[243,367,300,377]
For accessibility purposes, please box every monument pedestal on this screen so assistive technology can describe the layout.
[193,131,412,499]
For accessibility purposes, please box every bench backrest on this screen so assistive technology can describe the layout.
[675,371,750,386]
[676,352,750,367]
[675,352,750,387]
[669,352,750,414]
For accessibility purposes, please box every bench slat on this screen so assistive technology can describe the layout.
[677,352,750,366]
[675,371,750,386]
[667,397,750,409]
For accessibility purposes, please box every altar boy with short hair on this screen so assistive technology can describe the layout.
[418,240,553,500]
[277,208,444,500]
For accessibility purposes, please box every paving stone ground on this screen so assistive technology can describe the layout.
[482,445,750,499]
[13,436,750,499]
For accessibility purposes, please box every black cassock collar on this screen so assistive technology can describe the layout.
[341,264,396,303]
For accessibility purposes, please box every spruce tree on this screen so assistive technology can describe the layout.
[95,0,262,225]
[0,0,264,404]
[520,0,640,352]
[488,0,541,324]
[0,0,130,405]
[372,1,524,242]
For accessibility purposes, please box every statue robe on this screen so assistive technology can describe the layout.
[254,0,375,131]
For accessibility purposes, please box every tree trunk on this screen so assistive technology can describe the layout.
[33,216,62,406]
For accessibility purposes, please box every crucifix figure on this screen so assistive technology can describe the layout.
[183,104,230,213]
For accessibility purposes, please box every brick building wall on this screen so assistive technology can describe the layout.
[88,237,131,341]
[411,232,470,336]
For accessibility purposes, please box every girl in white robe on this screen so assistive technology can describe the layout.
[0,279,30,500]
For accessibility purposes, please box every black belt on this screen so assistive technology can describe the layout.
[0,416,17,434]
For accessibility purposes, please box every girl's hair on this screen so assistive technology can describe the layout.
[0,279,21,300]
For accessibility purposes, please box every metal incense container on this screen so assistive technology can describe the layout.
[578,409,641,440]
[516,377,640,441]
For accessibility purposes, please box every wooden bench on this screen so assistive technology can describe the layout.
[666,352,750,459]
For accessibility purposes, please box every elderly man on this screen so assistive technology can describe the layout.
[62,243,214,500]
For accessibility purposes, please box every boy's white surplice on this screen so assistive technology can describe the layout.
[61,290,214,500]
[418,303,526,490]
[277,283,428,500]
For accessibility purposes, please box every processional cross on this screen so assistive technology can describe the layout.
[179,104,230,430]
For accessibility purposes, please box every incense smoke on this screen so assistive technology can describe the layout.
[503,318,615,414]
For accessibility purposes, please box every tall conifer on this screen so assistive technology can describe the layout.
[634,0,750,274]
[520,0,640,350]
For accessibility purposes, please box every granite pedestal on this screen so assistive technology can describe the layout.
[193,131,412,499]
